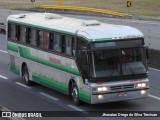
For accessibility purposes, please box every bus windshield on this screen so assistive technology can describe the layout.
[90,47,147,78]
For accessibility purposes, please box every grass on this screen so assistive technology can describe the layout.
[0,0,160,20]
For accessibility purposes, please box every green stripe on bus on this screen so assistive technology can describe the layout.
[95,38,113,41]
[79,90,91,104]
[32,73,91,103]
[32,73,68,94]
[10,64,20,75]
[18,46,80,76]
[7,43,18,52]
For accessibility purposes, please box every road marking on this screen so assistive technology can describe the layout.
[15,82,31,89]
[0,75,8,79]
[149,94,160,101]
[149,67,160,72]
[67,105,84,111]
[0,50,8,54]
[39,92,59,101]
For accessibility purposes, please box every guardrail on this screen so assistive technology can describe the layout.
[40,5,132,17]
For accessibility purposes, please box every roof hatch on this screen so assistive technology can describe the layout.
[82,20,100,26]
[44,13,62,19]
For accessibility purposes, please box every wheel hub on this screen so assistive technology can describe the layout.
[72,87,78,102]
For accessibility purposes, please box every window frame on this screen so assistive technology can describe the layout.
[7,21,77,59]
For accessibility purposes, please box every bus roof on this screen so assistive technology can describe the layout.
[8,13,143,41]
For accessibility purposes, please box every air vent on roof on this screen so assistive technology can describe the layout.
[82,20,100,26]
[18,15,26,18]
[44,13,62,19]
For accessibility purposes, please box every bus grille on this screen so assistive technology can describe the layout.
[110,84,134,91]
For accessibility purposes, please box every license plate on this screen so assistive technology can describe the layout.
[118,92,127,97]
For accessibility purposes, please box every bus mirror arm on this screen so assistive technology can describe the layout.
[81,65,89,79]
[146,46,150,59]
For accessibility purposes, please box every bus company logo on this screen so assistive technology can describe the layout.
[2,112,11,117]
[49,57,61,64]
[2,112,42,118]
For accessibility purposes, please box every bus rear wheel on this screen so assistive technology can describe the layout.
[22,65,32,86]
[71,82,80,105]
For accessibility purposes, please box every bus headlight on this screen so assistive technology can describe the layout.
[98,95,104,100]
[136,83,147,88]
[97,87,109,92]
[140,90,146,95]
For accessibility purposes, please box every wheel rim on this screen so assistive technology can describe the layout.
[24,74,29,83]
[72,86,78,103]
[23,67,29,83]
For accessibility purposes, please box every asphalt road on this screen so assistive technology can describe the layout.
[0,9,160,120]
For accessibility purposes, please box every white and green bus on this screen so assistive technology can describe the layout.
[7,13,149,105]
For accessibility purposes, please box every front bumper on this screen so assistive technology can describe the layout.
[91,89,149,104]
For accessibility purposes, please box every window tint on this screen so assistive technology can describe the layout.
[62,35,66,53]
[77,37,88,63]
[49,34,75,56]
[29,28,37,46]
[15,25,20,41]
[72,37,75,56]
[43,31,49,49]
[49,33,54,50]
[77,37,87,49]
[8,23,16,40]
[19,26,26,43]
[37,30,43,48]
[65,36,71,55]
[54,34,61,52]
[37,31,49,49]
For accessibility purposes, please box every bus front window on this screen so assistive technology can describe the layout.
[90,48,147,78]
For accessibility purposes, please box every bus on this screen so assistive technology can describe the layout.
[7,13,149,105]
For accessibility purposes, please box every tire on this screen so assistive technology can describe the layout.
[71,82,81,105]
[22,65,32,86]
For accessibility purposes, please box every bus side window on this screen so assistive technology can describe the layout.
[62,35,66,53]
[37,30,43,48]
[26,28,31,44]
[8,23,11,39]
[43,31,49,49]
[8,23,16,41]
[54,34,61,53]
[72,37,75,56]
[77,37,87,49]
[37,30,49,49]
[77,37,88,64]
[15,25,20,41]
[65,36,72,56]
[29,28,37,46]
[49,32,54,50]
[19,26,26,43]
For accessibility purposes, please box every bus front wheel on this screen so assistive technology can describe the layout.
[71,82,81,105]
[22,65,32,86]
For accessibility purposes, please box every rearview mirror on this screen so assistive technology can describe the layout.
[81,65,89,79]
